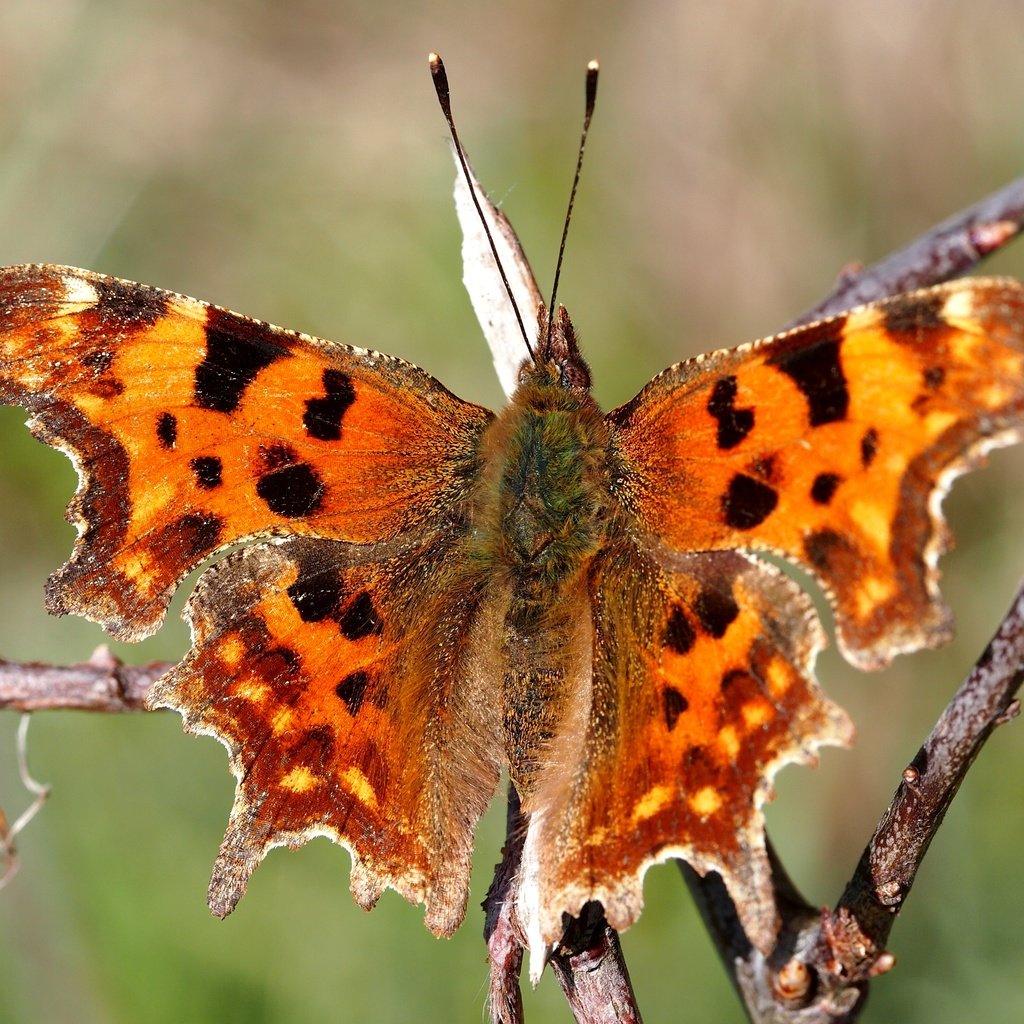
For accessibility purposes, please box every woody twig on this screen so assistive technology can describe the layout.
[0,646,170,712]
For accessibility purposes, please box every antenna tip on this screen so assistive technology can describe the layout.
[429,53,451,112]
[584,59,599,113]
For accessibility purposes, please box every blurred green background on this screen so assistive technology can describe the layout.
[1,2,1022,1021]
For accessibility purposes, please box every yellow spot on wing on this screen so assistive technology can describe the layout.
[717,725,740,760]
[741,700,771,730]
[219,636,245,669]
[632,784,673,824]
[980,381,1015,410]
[855,574,896,618]
[235,679,270,704]
[271,707,294,734]
[280,765,318,793]
[924,409,958,438]
[690,786,721,817]
[340,767,379,811]
[850,498,891,552]
[766,657,792,698]
[121,549,162,600]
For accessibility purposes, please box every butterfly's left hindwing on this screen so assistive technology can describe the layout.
[610,279,1024,668]
[0,264,492,640]
[148,533,504,933]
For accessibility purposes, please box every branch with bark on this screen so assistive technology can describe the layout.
[2,177,1024,1022]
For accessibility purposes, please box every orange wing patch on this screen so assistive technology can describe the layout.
[611,279,1024,668]
[516,542,851,963]
[147,534,503,934]
[0,265,491,640]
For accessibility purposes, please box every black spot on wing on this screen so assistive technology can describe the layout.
[191,455,223,490]
[288,564,343,623]
[294,724,335,768]
[256,462,325,518]
[91,277,169,329]
[768,327,849,426]
[663,687,689,731]
[693,585,739,638]
[663,606,696,654]
[82,349,114,372]
[923,365,945,389]
[803,528,848,574]
[339,591,383,641]
[811,472,841,505]
[156,412,177,449]
[882,292,946,335]
[707,375,754,450]
[336,671,370,716]
[195,308,288,413]
[860,427,879,468]
[304,369,356,441]
[722,473,778,529]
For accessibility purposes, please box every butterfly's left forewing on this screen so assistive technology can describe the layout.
[610,278,1024,669]
[0,264,492,639]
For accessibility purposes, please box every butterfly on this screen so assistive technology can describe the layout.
[1,83,1023,979]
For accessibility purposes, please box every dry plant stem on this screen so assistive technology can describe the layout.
[547,906,643,1024]
[0,716,52,888]
[785,175,1024,327]
[485,786,527,1024]
[824,582,1024,980]
[0,647,171,711]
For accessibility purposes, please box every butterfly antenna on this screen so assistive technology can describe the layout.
[429,53,535,362]
[545,59,599,357]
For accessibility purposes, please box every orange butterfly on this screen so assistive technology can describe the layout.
[1,71,1023,978]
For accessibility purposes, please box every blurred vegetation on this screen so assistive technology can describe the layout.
[1,2,1022,1022]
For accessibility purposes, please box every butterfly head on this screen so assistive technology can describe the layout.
[524,302,592,394]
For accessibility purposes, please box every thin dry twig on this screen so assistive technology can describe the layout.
[785,176,1024,327]
[819,582,1024,986]
[0,715,52,888]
